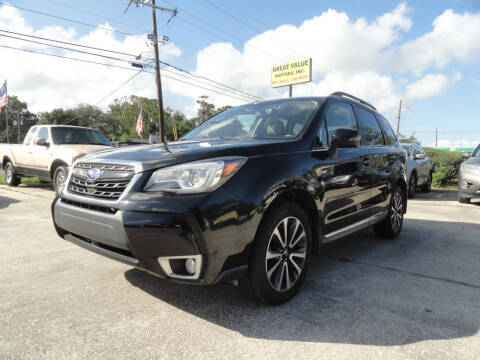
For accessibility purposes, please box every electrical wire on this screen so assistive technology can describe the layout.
[94,70,144,106]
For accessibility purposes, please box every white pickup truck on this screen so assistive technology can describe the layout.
[1,125,112,192]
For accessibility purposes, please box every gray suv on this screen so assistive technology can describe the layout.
[401,143,434,198]
[458,144,480,204]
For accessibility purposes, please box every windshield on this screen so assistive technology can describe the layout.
[182,99,322,141]
[472,145,480,157]
[401,145,412,156]
[51,127,112,146]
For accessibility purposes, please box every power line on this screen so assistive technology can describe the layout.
[0,32,260,101]
[0,44,253,103]
[201,0,307,60]
[45,0,150,33]
[0,29,139,58]
[95,70,144,106]
[0,2,142,38]
[161,0,287,64]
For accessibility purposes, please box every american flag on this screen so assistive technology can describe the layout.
[136,107,143,138]
[0,80,7,114]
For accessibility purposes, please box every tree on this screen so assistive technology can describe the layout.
[196,95,216,123]
[399,133,419,144]
[0,95,38,143]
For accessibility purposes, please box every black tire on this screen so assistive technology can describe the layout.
[408,173,416,199]
[422,172,432,193]
[4,162,20,186]
[458,193,470,204]
[242,202,312,305]
[374,186,405,239]
[53,165,68,194]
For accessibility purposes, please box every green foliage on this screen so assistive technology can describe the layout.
[0,96,38,143]
[399,134,418,144]
[424,147,464,186]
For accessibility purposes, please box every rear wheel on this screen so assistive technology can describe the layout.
[4,162,20,186]
[408,174,416,198]
[53,165,68,195]
[242,203,312,305]
[374,186,405,239]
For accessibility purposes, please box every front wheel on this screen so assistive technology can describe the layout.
[458,193,470,204]
[53,165,68,195]
[242,202,312,305]
[422,173,432,193]
[374,186,405,239]
[4,162,20,186]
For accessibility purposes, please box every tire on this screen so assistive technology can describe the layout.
[242,202,312,305]
[4,162,20,186]
[458,193,470,204]
[422,172,432,193]
[53,165,68,195]
[374,186,405,239]
[408,173,416,199]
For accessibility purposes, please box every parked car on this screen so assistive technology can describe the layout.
[400,142,434,198]
[2,125,112,192]
[52,92,408,305]
[458,144,480,203]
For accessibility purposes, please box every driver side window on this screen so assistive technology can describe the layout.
[324,102,358,145]
[35,127,49,144]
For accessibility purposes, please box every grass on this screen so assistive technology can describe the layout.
[0,173,44,185]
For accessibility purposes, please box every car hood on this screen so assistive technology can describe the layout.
[464,157,480,166]
[60,144,112,155]
[78,139,299,172]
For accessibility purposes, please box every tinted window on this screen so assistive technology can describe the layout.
[376,114,397,145]
[472,145,480,157]
[183,99,322,141]
[324,102,358,145]
[355,107,385,145]
[36,127,49,142]
[51,127,111,146]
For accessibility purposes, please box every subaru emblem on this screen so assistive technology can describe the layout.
[87,167,101,181]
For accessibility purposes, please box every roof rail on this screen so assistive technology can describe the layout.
[330,91,377,111]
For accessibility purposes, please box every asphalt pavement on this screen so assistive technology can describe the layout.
[1,184,479,360]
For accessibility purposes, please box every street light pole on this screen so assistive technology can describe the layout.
[151,0,165,143]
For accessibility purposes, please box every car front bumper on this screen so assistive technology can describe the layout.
[458,173,480,199]
[52,187,260,285]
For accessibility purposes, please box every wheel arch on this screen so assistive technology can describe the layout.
[2,156,13,170]
[50,159,69,180]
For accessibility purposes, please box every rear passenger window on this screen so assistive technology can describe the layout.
[376,114,397,145]
[324,102,358,145]
[355,107,385,145]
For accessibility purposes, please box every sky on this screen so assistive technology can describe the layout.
[0,0,479,147]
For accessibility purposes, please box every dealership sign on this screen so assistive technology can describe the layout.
[271,58,312,88]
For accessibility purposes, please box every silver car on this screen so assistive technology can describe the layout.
[458,144,480,204]
[401,143,434,198]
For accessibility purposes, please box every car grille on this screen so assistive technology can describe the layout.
[68,163,135,200]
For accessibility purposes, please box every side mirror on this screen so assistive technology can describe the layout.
[329,128,361,158]
[414,153,425,160]
[35,138,49,147]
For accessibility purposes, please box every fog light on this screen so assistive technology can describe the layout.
[185,258,196,274]
[460,182,470,189]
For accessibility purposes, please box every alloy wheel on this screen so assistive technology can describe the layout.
[6,165,13,183]
[390,191,403,232]
[265,216,307,292]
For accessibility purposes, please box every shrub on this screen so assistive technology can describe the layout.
[424,148,463,186]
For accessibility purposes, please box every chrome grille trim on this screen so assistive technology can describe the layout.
[67,162,136,200]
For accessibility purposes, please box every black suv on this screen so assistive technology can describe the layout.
[52,92,407,305]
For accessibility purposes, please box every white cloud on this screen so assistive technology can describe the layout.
[1,2,480,119]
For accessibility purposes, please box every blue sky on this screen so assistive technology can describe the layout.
[2,0,480,147]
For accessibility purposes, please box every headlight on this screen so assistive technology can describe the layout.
[144,157,247,193]
[461,164,478,177]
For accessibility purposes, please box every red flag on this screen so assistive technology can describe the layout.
[136,108,143,138]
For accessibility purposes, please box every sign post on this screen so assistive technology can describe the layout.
[271,58,312,97]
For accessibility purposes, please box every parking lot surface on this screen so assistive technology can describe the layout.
[1,185,480,360]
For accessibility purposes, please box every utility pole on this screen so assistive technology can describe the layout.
[435,128,438,148]
[151,0,165,142]
[125,0,177,143]
[396,99,402,138]
[289,84,292,98]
